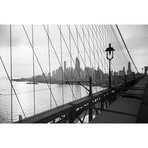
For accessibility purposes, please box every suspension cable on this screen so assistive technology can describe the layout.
[110,25,130,68]
[108,25,125,73]
[43,25,77,100]
[75,25,101,92]
[75,26,81,98]
[67,25,98,94]
[67,26,90,80]
[68,25,93,77]
[95,25,107,73]
[92,25,104,86]
[57,25,87,82]
[10,25,13,123]
[0,57,26,118]
[58,25,88,99]
[81,26,88,95]
[77,25,103,90]
[116,25,139,73]
[58,25,90,97]
[47,25,52,109]
[32,25,36,115]
[68,25,74,101]
[103,25,118,74]
[87,25,98,92]
[59,25,64,104]
[22,25,58,107]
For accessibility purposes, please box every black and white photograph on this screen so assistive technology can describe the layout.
[0,0,148,148]
[0,24,147,123]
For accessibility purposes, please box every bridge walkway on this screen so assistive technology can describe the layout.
[90,76,148,123]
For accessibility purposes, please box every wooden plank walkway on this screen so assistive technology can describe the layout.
[90,76,148,123]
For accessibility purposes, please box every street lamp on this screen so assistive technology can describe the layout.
[105,43,115,88]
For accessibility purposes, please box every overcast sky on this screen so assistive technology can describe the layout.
[119,25,148,73]
[0,25,147,78]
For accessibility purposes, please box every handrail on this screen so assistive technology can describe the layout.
[16,76,144,123]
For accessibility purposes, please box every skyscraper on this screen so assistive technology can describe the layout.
[128,62,131,71]
[127,61,132,75]
[75,57,80,80]
[64,61,66,72]
[75,57,80,70]
[123,67,125,75]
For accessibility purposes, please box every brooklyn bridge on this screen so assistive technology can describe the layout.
[0,25,147,123]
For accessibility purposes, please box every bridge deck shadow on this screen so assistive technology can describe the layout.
[90,76,148,123]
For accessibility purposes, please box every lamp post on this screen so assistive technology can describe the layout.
[105,43,115,88]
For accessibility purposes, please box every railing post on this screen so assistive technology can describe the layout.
[89,77,92,96]
[69,110,75,123]
[125,74,126,84]
[19,115,22,123]
[101,100,104,112]
[89,77,93,122]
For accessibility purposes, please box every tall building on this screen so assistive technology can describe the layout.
[42,72,46,79]
[75,57,80,80]
[64,61,66,72]
[75,57,80,70]
[56,66,63,81]
[127,61,132,75]
[114,71,118,76]
[119,70,124,76]
[123,67,125,75]
[48,72,51,78]
[128,62,131,71]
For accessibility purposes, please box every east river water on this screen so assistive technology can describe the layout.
[0,79,104,123]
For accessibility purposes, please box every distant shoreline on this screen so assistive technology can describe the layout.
[12,78,106,87]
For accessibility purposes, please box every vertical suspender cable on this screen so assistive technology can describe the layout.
[101,25,109,74]
[47,25,52,109]
[76,25,81,99]
[74,25,99,88]
[96,26,108,76]
[93,25,102,87]
[59,25,64,104]
[90,25,97,92]
[92,25,98,92]
[68,25,90,81]
[81,25,98,92]
[82,26,88,95]
[103,25,116,75]
[58,25,84,100]
[0,57,26,118]
[116,25,139,73]
[44,25,77,101]
[32,25,36,115]
[23,25,58,107]
[87,26,91,70]
[68,25,94,95]
[10,25,13,123]
[108,25,122,74]
[92,25,99,90]
[68,25,74,101]
[82,26,86,79]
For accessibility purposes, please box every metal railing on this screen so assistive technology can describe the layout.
[16,75,144,123]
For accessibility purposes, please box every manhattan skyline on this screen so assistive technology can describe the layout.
[0,25,146,79]
[19,56,135,87]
